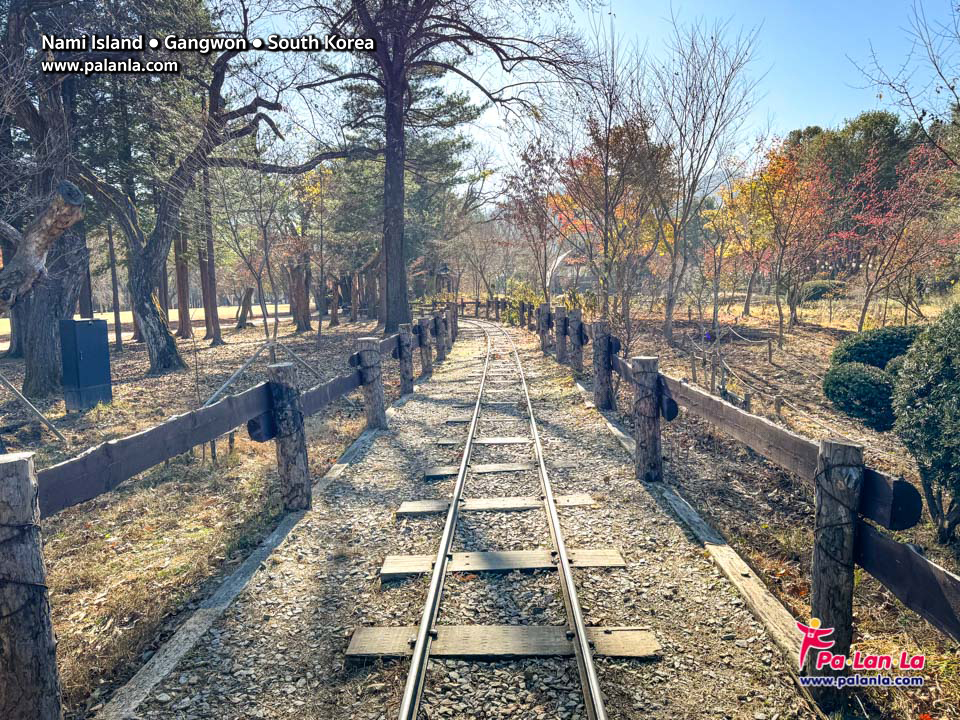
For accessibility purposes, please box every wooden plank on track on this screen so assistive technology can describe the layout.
[470,462,535,474]
[445,415,473,424]
[435,438,459,447]
[346,625,660,662]
[396,493,596,516]
[424,465,459,480]
[474,436,531,445]
[380,548,625,579]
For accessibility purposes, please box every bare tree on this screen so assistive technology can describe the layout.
[549,26,663,324]
[505,137,564,302]
[862,1,960,167]
[641,15,759,342]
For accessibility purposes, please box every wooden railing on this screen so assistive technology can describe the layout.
[1,308,460,720]
[500,298,960,693]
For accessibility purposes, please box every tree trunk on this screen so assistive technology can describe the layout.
[662,289,677,343]
[289,253,312,333]
[364,266,377,321]
[382,84,410,333]
[1,238,25,358]
[107,224,123,351]
[22,231,87,398]
[350,272,359,322]
[328,279,341,327]
[743,266,757,317]
[313,278,326,320]
[236,287,254,329]
[158,261,169,325]
[174,223,192,338]
[201,166,223,345]
[197,230,214,339]
[77,220,93,318]
[128,252,185,374]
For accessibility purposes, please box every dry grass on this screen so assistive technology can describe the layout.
[0,314,410,718]
[610,308,960,719]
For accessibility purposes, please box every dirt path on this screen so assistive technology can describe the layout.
[124,323,811,720]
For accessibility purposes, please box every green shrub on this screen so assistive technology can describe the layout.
[823,362,895,431]
[830,325,924,369]
[884,354,905,377]
[894,304,960,543]
[801,279,845,303]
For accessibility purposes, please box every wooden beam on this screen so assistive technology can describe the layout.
[855,520,960,643]
[380,548,626,580]
[300,370,362,418]
[661,374,922,532]
[396,493,596,516]
[38,383,273,518]
[346,625,660,662]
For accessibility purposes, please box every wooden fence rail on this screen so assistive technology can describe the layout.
[1,304,459,720]
[503,301,960,705]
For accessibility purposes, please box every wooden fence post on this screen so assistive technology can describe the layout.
[569,308,583,373]
[555,306,568,363]
[398,324,415,395]
[268,364,310,511]
[538,303,550,353]
[357,338,388,430]
[529,305,537,332]
[445,306,454,350]
[632,357,662,482]
[0,452,63,720]
[743,391,752,413]
[495,298,501,322]
[774,395,783,418]
[474,298,479,317]
[432,313,447,362]
[519,302,526,328]
[710,351,718,393]
[767,338,774,364]
[417,317,433,375]
[807,438,864,709]
[449,301,458,342]
[592,320,615,410]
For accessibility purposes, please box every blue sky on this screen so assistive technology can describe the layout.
[601,0,950,137]
[465,0,954,160]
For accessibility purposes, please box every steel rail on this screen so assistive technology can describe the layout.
[397,325,493,720]
[487,319,609,720]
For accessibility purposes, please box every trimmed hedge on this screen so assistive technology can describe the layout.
[830,325,923,369]
[893,304,960,541]
[801,279,845,303]
[823,362,895,431]
[884,354,905,378]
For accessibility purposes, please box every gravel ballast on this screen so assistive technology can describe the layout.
[127,321,813,720]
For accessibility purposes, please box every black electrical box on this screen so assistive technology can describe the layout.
[60,319,113,412]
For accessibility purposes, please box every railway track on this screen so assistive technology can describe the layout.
[346,319,659,719]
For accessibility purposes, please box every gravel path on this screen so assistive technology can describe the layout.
[129,321,814,720]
